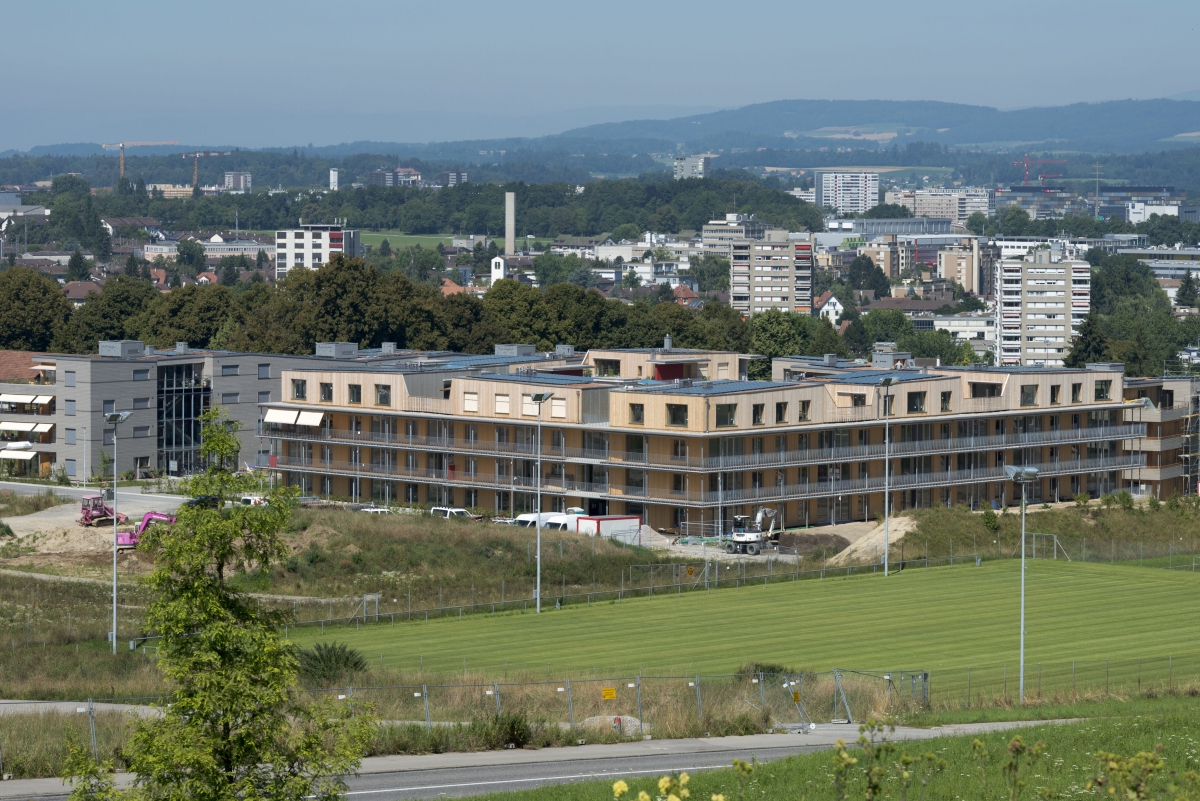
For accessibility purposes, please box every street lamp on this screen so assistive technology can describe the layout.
[879,377,893,576]
[1005,464,1039,703]
[530,392,554,613]
[106,411,132,655]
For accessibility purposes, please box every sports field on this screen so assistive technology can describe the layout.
[289,560,1200,693]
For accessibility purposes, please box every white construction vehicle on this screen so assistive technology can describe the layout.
[724,507,777,555]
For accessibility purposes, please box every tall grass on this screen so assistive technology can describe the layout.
[0,489,70,518]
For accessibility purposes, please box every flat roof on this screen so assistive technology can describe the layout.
[625,379,794,396]
[829,370,943,385]
[469,372,603,387]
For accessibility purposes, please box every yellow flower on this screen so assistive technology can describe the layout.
[711,795,727,801]
[659,777,672,794]
[668,795,680,801]
[638,792,651,801]
[680,790,690,798]
[679,774,690,786]
[613,781,629,798]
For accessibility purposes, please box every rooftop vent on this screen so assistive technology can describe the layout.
[175,342,188,354]
[381,342,397,355]
[315,342,359,359]
[98,340,145,360]
[823,353,838,367]
[555,344,576,357]
[663,334,673,351]
[495,344,536,357]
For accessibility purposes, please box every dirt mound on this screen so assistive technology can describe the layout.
[777,531,851,558]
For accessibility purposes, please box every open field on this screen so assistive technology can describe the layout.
[288,560,1200,696]
[357,232,453,249]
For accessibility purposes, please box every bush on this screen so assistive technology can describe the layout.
[1075,492,1091,508]
[0,521,12,538]
[738,661,794,679]
[297,642,368,686]
[1116,491,1135,511]
[982,509,1000,534]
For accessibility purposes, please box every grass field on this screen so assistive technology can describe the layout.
[357,231,452,249]
[289,560,1200,696]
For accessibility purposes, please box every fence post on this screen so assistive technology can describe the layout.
[494,682,501,715]
[759,671,766,711]
[88,698,98,761]
[566,679,574,730]
[423,685,431,731]
[695,675,703,720]
[637,676,644,736]
[1106,660,1110,695]
[967,668,970,708]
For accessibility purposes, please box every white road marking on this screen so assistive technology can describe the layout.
[344,765,728,795]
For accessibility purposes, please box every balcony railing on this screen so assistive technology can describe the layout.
[261,423,1145,473]
[272,453,1145,507]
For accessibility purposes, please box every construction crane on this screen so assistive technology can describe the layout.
[101,141,178,179]
[181,151,232,189]
[1011,153,1067,186]
[1037,172,1063,186]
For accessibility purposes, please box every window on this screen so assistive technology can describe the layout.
[629,403,644,425]
[970,382,1001,398]
[319,383,333,402]
[849,394,867,407]
[292,379,307,400]
[133,369,149,381]
[464,392,478,412]
[221,393,239,404]
[1050,385,1061,405]
[667,404,688,427]
[496,394,510,414]
[133,397,149,409]
[258,391,271,404]
[716,404,737,427]
[103,428,114,446]
[65,428,76,445]
[1020,385,1038,406]
[1095,380,1112,401]
[1071,383,1082,403]
[595,359,620,377]
[907,392,926,413]
[672,473,684,494]
[133,426,150,438]
[221,364,239,376]
[65,459,76,477]
[65,371,75,387]
[348,384,361,404]
[522,394,536,416]
[752,404,765,425]
[775,402,788,424]
[103,400,115,415]
[375,384,391,406]
[551,398,566,419]
[940,391,952,412]
[258,364,270,379]
[799,400,811,421]
[65,400,75,416]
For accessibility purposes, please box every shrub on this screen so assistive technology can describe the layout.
[297,642,368,686]
[1116,491,1135,511]
[1075,492,1091,509]
[982,509,1000,534]
[0,521,12,538]
[1148,495,1161,512]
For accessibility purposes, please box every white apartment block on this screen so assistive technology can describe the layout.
[674,155,713,180]
[704,216,811,314]
[274,224,362,279]
[885,189,996,224]
[815,172,879,215]
[995,252,1091,367]
[223,172,252,193]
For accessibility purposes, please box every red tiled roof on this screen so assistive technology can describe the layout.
[0,350,37,381]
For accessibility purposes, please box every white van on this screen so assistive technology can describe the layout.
[430,507,482,520]
[513,512,561,528]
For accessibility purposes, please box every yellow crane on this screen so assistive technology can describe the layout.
[182,151,232,189]
[101,141,178,179]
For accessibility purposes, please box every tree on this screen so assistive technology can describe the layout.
[568,265,599,288]
[622,269,641,289]
[1092,254,1162,315]
[175,239,207,276]
[610,223,641,241]
[860,308,914,345]
[897,329,978,365]
[52,274,158,353]
[1178,269,1197,308]
[846,255,890,295]
[686,253,730,292]
[1083,247,1108,267]
[802,317,850,358]
[219,258,240,287]
[256,249,269,269]
[843,318,871,355]
[134,284,241,349]
[66,248,90,282]
[0,267,73,350]
[124,253,142,276]
[999,206,1031,236]
[378,238,392,257]
[66,408,373,801]
[863,203,911,219]
[965,212,988,235]
[1063,314,1111,367]
[747,309,804,379]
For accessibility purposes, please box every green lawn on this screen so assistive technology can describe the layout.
[290,560,1200,697]
[358,231,452,249]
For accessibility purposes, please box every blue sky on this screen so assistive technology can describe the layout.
[5,0,1198,151]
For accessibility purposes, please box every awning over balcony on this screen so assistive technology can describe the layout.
[0,394,36,403]
[33,423,53,433]
[32,396,54,404]
[0,450,37,460]
[263,409,298,424]
[0,422,36,431]
[295,411,325,426]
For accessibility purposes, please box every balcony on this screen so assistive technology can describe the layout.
[963,396,1006,413]
[405,396,451,414]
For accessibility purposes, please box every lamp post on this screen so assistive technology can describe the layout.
[105,411,132,655]
[530,392,554,613]
[879,377,893,576]
[1005,464,1039,702]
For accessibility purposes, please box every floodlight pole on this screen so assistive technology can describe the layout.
[1019,477,1026,702]
[531,392,553,614]
[107,411,131,655]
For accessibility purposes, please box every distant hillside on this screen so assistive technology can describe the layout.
[562,98,1200,153]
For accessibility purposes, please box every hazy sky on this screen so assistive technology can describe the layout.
[6,0,1199,151]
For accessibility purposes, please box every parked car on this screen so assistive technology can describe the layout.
[430,507,483,520]
[359,507,393,515]
[184,494,221,509]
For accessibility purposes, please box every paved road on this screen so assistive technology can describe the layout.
[0,480,183,507]
[0,720,1069,801]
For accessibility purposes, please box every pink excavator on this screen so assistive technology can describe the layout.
[78,495,128,527]
[116,511,176,549]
